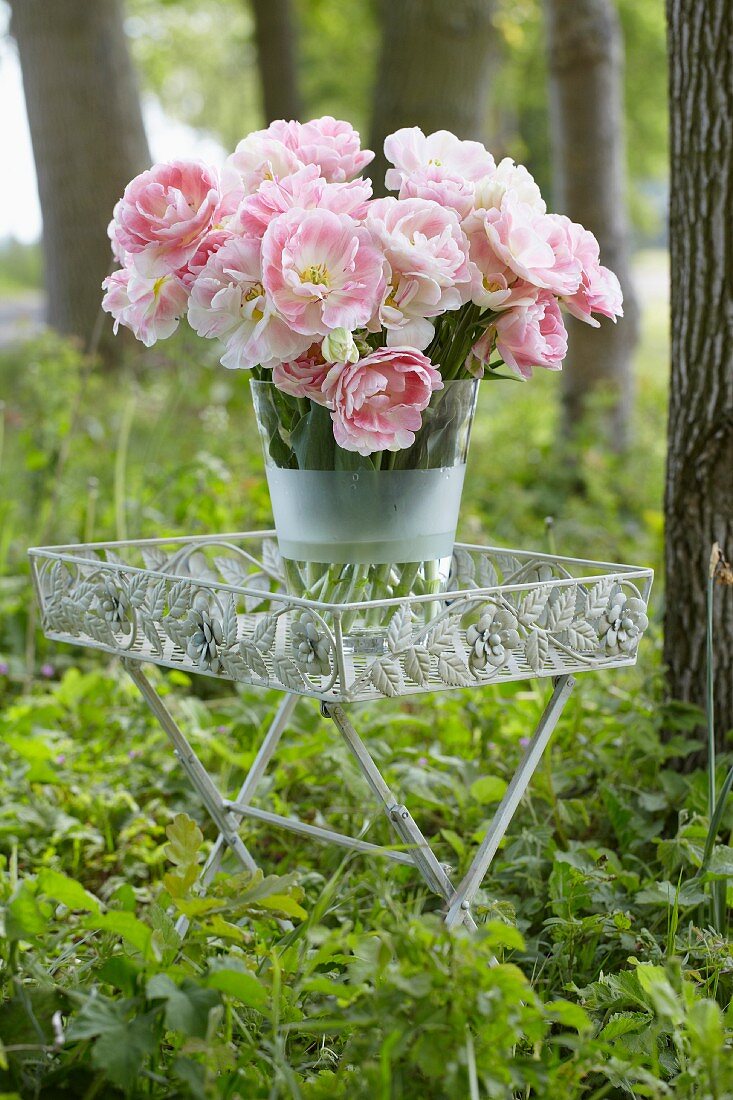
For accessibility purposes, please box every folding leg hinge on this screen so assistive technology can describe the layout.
[384,802,470,918]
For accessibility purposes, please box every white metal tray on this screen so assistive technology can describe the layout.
[30,531,653,703]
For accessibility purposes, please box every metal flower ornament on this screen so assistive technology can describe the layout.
[598,589,649,656]
[466,607,521,672]
[292,611,333,676]
[183,598,225,672]
[99,577,132,635]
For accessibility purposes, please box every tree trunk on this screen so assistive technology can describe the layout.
[664,0,733,750]
[251,0,301,123]
[546,0,640,449]
[368,0,495,196]
[10,0,150,350]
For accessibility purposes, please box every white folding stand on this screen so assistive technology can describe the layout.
[124,661,574,934]
[30,531,651,934]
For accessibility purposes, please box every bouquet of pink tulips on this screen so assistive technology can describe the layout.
[104,115,622,460]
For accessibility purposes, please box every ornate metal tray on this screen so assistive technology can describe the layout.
[29,531,653,703]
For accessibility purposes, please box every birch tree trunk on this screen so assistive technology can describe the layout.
[546,0,639,448]
[10,0,150,349]
[251,0,301,123]
[368,0,495,196]
[664,0,733,749]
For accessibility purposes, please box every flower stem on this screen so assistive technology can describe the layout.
[424,558,441,622]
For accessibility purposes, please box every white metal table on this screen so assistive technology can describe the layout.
[29,532,652,932]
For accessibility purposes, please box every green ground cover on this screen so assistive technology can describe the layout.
[0,260,731,1097]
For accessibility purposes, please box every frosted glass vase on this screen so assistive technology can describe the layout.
[251,378,478,647]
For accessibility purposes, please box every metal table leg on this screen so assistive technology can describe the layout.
[201,691,297,878]
[124,659,574,939]
[444,675,575,929]
[176,692,298,937]
[325,703,478,932]
[124,661,258,875]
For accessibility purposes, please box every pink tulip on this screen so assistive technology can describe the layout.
[261,208,386,337]
[475,194,582,297]
[322,347,443,455]
[492,292,568,379]
[365,197,472,350]
[466,328,494,376]
[294,116,374,182]
[215,164,247,219]
[107,218,126,264]
[473,158,545,214]
[568,262,624,325]
[227,116,373,193]
[227,120,304,194]
[397,167,477,220]
[272,344,331,403]
[384,127,495,194]
[188,236,309,370]
[111,160,220,276]
[181,227,233,288]
[557,217,624,324]
[232,165,372,238]
[102,264,189,346]
[465,222,537,312]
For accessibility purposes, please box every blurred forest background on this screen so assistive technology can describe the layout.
[0,0,668,326]
[2,2,733,1097]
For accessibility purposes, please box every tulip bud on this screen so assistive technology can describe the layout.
[321,327,359,364]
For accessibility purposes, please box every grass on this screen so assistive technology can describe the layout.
[0,255,731,1098]
[0,239,43,296]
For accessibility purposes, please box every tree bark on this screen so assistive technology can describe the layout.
[664,1,733,749]
[10,0,150,350]
[251,0,301,123]
[546,0,640,449]
[368,0,495,196]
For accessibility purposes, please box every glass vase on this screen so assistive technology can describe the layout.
[251,378,479,651]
